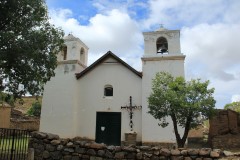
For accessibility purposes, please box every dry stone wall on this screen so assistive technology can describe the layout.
[29,131,231,160]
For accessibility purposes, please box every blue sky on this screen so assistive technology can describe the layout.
[46,0,240,108]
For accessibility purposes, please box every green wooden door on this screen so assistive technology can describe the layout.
[95,112,121,146]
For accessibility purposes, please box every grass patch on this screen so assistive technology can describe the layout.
[0,137,29,153]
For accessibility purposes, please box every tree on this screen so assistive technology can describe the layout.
[224,101,240,113]
[148,72,216,147]
[0,0,64,98]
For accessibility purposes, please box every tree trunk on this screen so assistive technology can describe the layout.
[171,114,192,148]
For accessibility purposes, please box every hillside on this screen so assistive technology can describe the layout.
[14,96,42,114]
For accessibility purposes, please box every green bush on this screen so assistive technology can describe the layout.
[0,92,14,106]
[27,101,41,117]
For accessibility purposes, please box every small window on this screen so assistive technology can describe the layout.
[104,85,113,97]
[63,46,67,60]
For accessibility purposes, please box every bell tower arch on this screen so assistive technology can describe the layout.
[156,36,168,54]
[141,26,186,144]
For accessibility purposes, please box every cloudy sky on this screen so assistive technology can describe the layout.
[46,0,240,108]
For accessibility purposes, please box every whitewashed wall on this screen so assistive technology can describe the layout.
[141,56,185,143]
[40,62,83,138]
[76,57,142,142]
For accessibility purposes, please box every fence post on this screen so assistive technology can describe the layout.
[27,148,34,160]
[10,129,15,160]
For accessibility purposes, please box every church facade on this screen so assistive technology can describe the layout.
[40,27,185,146]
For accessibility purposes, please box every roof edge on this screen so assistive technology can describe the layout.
[75,51,142,79]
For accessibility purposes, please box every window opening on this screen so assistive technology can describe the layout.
[80,48,85,62]
[63,46,67,60]
[104,85,113,97]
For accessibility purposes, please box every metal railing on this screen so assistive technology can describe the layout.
[0,128,31,160]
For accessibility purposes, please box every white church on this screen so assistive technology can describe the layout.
[40,27,185,146]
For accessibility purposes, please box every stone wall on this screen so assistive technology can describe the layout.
[211,134,240,149]
[10,119,39,131]
[10,108,40,131]
[209,109,240,149]
[29,131,226,160]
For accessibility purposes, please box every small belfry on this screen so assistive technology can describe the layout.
[143,25,182,56]
[58,33,89,67]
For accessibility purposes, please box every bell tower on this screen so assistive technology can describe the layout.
[57,34,89,73]
[40,34,89,138]
[141,26,185,144]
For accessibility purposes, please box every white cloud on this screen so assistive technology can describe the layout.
[49,8,143,66]
[182,23,240,81]
[231,95,240,103]
[144,0,240,29]
[181,24,240,107]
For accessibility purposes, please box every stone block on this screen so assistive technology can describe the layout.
[46,144,55,152]
[126,152,136,159]
[136,152,143,159]
[114,152,126,159]
[171,149,180,156]
[64,148,74,153]
[105,150,113,158]
[210,151,219,158]
[89,143,106,149]
[97,150,105,156]
[63,155,72,160]
[42,150,50,159]
[160,148,170,157]
[51,139,61,145]
[50,151,62,159]
[47,133,59,140]
[75,147,86,154]
[87,149,96,156]
[199,148,211,156]
[180,150,188,156]
[72,156,80,160]
[187,149,199,156]
[151,155,160,160]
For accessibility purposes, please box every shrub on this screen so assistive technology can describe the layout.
[27,101,41,117]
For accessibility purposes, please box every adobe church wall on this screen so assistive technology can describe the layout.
[30,131,228,160]
[209,109,240,149]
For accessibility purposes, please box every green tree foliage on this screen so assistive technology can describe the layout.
[224,101,240,112]
[27,101,41,117]
[148,72,216,147]
[0,0,64,98]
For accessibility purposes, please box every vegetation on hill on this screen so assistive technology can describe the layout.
[224,101,240,113]
[14,97,42,115]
